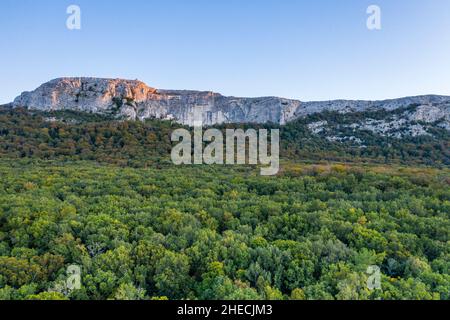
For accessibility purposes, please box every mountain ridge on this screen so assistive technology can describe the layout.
[10,77,450,129]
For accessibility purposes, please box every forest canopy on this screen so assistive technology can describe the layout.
[0,107,448,300]
[0,160,448,300]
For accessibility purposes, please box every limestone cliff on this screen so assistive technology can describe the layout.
[11,77,450,130]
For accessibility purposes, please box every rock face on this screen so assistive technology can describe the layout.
[12,77,301,126]
[305,102,450,143]
[11,77,450,129]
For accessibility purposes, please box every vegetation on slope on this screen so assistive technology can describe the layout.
[0,107,448,166]
[0,107,448,300]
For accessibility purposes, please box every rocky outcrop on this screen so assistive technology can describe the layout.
[12,77,302,126]
[305,102,450,142]
[11,77,450,129]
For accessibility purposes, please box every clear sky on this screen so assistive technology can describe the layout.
[1,0,450,104]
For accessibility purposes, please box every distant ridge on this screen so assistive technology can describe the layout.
[9,77,450,126]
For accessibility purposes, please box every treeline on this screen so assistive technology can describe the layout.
[0,107,175,167]
[0,107,448,166]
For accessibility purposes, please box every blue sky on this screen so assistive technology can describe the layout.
[1,0,450,103]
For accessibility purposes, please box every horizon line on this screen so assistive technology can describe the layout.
[2,76,450,105]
